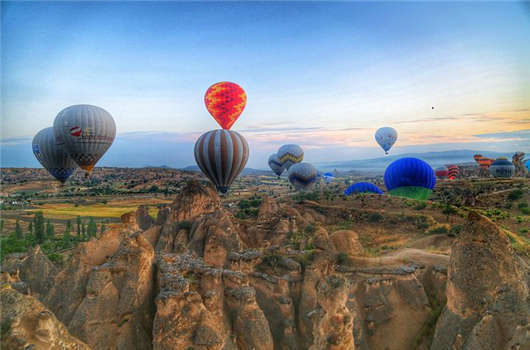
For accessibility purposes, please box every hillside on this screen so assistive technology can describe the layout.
[1,179,528,350]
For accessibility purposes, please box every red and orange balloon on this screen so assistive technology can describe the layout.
[204,82,246,130]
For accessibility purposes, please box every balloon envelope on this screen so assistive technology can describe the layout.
[32,127,78,183]
[204,82,246,130]
[489,157,515,178]
[447,165,459,180]
[384,157,435,200]
[288,162,317,191]
[268,153,284,176]
[344,182,383,195]
[53,105,116,173]
[277,144,304,170]
[194,129,249,193]
[375,127,398,154]
[435,166,449,179]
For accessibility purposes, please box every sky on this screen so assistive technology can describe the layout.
[1,1,529,168]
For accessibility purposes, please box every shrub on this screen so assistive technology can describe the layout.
[427,226,449,235]
[336,252,350,265]
[304,224,316,235]
[449,224,463,237]
[414,202,427,210]
[508,189,524,201]
[367,212,383,223]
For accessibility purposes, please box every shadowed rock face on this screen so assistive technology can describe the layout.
[431,212,529,350]
[1,182,528,350]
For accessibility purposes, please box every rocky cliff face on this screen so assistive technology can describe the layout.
[431,212,529,350]
[1,284,91,350]
[1,181,528,350]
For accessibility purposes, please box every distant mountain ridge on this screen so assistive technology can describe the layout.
[315,149,514,173]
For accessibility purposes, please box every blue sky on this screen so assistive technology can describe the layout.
[1,1,529,168]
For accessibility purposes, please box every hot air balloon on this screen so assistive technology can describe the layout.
[435,166,449,179]
[323,172,334,184]
[384,157,435,200]
[32,127,78,183]
[344,182,383,195]
[204,82,246,130]
[489,157,515,178]
[194,129,249,193]
[53,105,116,174]
[375,127,397,155]
[447,165,459,180]
[268,153,284,177]
[277,144,304,170]
[287,162,317,191]
[474,154,494,170]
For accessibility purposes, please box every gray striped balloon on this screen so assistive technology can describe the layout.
[288,162,317,191]
[32,127,78,183]
[194,129,249,193]
[53,105,116,173]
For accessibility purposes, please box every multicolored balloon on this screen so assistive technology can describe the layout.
[375,127,398,155]
[53,105,116,173]
[447,165,459,180]
[288,162,317,191]
[435,166,449,179]
[204,82,246,130]
[194,129,249,193]
[474,154,494,170]
[344,182,383,195]
[277,144,304,170]
[384,157,435,200]
[268,153,284,177]
[32,127,78,183]
[489,157,515,178]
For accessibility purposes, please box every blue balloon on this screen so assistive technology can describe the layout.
[375,127,398,154]
[384,157,435,200]
[344,182,383,195]
[323,172,334,184]
[526,159,530,171]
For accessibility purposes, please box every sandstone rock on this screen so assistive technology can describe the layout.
[431,212,529,350]
[329,230,364,255]
[169,180,221,222]
[1,284,91,350]
[68,233,155,350]
[258,195,279,219]
[136,205,155,230]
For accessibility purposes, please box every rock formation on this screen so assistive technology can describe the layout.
[1,181,528,350]
[431,211,528,350]
[1,284,91,350]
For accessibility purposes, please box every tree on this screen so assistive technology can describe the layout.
[76,216,81,237]
[0,219,4,234]
[82,223,86,238]
[15,220,23,239]
[34,212,45,244]
[63,221,71,248]
[87,217,97,238]
[28,221,33,235]
[46,219,55,238]
[100,223,106,235]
